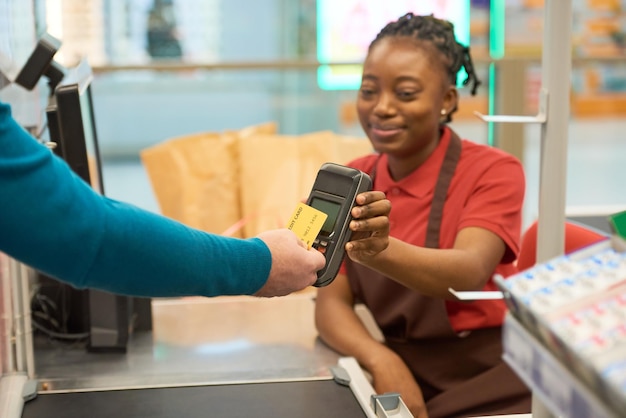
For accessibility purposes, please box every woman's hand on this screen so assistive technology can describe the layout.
[345,191,390,263]
[369,352,429,418]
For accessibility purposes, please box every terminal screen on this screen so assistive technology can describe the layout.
[310,197,342,236]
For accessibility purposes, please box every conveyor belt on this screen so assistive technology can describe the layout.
[22,379,367,418]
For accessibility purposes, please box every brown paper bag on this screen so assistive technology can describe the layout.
[237,131,373,238]
[232,121,278,139]
[334,133,374,166]
[298,131,374,194]
[141,123,373,240]
[237,133,302,238]
[140,122,278,238]
[296,131,338,199]
[219,122,279,236]
[140,131,242,236]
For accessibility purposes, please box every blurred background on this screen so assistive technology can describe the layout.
[1,0,625,229]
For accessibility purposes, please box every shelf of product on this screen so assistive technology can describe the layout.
[502,313,619,418]
[495,236,626,418]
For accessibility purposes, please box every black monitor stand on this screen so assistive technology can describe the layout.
[34,273,152,353]
[88,291,152,353]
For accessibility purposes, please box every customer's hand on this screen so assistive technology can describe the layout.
[254,229,326,297]
[346,191,391,263]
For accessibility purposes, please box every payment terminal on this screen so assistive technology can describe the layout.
[306,163,372,287]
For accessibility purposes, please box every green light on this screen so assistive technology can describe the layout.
[488,63,496,147]
[488,0,506,147]
[318,65,363,91]
[489,0,505,59]
[316,1,472,91]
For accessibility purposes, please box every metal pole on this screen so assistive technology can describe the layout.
[0,253,14,373]
[9,259,24,373]
[534,1,574,416]
[18,264,35,378]
[536,0,572,264]
[7,259,35,377]
[493,59,527,164]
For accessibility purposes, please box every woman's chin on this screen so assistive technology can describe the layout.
[371,140,399,154]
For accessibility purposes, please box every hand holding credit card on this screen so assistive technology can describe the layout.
[285,163,380,286]
[286,202,328,249]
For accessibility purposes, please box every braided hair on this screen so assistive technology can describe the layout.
[369,13,482,123]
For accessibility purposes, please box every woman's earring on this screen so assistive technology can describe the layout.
[441,109,447,116]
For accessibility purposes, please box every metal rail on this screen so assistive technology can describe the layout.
[90,55,625,73]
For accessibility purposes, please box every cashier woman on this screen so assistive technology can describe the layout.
[0,100,391,299]
[315,13,531,418]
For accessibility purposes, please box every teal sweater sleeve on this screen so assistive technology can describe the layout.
[0,102,271,297]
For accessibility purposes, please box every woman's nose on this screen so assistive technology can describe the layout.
[373,93,396,116]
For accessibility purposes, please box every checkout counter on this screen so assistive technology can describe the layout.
[3,293,412,418]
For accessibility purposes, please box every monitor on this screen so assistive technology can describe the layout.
[37,58,152,353]
[53,58,105,194]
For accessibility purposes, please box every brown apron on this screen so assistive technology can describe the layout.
[346,130,531,417]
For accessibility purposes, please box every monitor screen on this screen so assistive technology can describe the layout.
[53,58,105,195]
[316,0,471,90]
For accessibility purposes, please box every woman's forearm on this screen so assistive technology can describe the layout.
[359,231,505,299]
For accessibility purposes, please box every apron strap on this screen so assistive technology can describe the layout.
[353,129,465,340]
[424,130,462,248]
[369,129,462,249]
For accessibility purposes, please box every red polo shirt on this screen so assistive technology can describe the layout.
[344,127,525,332]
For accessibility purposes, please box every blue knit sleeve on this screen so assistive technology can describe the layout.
[0,102,271,297]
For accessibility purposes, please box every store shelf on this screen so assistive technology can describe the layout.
[502,313,621,418]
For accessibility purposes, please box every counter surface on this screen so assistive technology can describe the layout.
[32,292,340,393]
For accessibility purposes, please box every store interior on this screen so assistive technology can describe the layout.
[1,1,626,417]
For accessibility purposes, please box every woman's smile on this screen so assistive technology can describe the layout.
[369,124,404,141]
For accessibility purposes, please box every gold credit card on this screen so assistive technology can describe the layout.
[286,202,328,249]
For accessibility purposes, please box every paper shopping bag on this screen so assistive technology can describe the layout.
[237,133,302,238]
[237,131,373,238]
[334,133,374,166]
[140,131,242,237]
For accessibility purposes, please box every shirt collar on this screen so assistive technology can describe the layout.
[374,126,453,199]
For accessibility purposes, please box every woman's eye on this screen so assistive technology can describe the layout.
[359,88,376,98]
[397,90,416,100]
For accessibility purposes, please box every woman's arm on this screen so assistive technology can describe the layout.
[315,275,428,418]
[355,227,507,299]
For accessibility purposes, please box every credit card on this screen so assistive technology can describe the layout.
[286,202,328,249]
